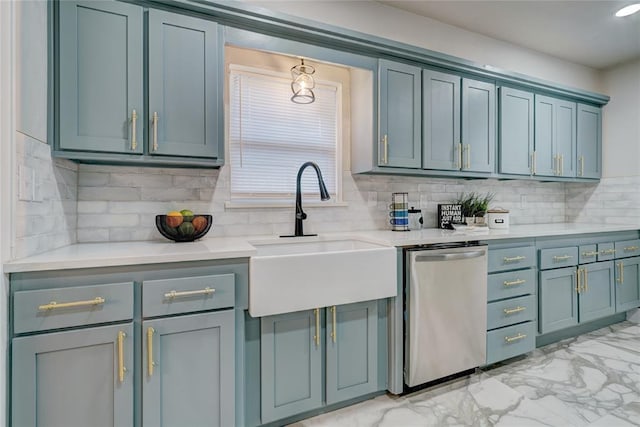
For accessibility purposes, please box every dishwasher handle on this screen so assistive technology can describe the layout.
[414,250,485,262]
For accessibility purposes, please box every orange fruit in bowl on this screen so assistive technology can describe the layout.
[192,215,207,232]
[166,211,183,228]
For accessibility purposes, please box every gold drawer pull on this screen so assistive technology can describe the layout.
[624,246,639,252]
[553,255,573,261]
[582,251,598,257]
[504,306,526,315]
[601,249,616,255]
[38,297,105,311]
[503,279,526,287]
[313,308,320,347]
[164,287,214,300]
[131,109,137,150]
[330,305,337,343]
[505,333,527,343]
[503,255,526,262]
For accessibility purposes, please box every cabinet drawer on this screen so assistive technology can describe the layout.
[14,282,133,334]
[486,321,536,365]
[615,239,640,259]
[488,246,536,273]
[597,243,615,261]
[579,244,598,264]
[539,247,578,270]
[487,269,536,301]
[143,274,235,317]
[487,295,536,330]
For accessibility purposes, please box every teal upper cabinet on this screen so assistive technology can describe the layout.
[461,78,495,173]
[56,1,224,167]
[422,70,460,171]
[59,1,143,154]
[378,60,422,168]
[423,71,495,173]
[148,10,220,159]
[577,103,602,179]
[534,95,577,178]
[498,87,534,175]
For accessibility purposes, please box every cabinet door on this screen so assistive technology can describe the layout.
[579,262,615,323]
[615,257,640,312]
[577,103,602,179]
[534,95,556,177]
[462,78,495,173]
[261,310,322,423]
[422,69,460,171]
[142,311,234,427]
[539,267,578,334]
[148,10,221,158]
[59,1,143,154]
[498,87,533,175]
[378,60,422,168]
[12,323,134,427]
[326,301,378,405]
[554,99,577,177]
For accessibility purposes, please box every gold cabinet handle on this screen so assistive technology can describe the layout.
[380,134,388,164]
[38,296,105,311]
[575,268,581,293]
[624,246,639,252]
[147,327,155,377]
[531,151,537,175]
[503,278,526,287]
[164,287,214,300]
[579,155,584,177]
[117,331,126,383]
[466,144,471,169]
[560,154,564,176]
[618,261,624,284]
[601,248,616,255]
[456,142,462,169]
[584,268,589,292]
[131,109,137,150]
[503,306,526,315]
[503,255,526,263]
[330,306,337,343]
[313,308,320,347]
[553,254,574,262]
[582,251,598,257]
[152,112,159,152]
[505,333,527,343]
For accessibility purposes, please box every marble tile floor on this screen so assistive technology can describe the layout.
[291,321,640,426]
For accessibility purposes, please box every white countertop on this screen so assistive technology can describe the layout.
[5,223,640,273]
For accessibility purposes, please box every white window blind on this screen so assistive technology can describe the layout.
[229,66,340,201]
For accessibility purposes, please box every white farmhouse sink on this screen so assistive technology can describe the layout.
[248,237,397,317]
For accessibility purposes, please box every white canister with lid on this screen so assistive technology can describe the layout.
[487,208,509,229]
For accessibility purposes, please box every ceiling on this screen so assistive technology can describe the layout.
[377,1,640,70]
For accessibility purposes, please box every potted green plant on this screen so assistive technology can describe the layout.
[454,192,494,225]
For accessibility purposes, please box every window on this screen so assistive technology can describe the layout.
[228,64,341,204]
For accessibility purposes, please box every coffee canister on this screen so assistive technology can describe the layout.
[487,208,509,229]
[408,207,423,230]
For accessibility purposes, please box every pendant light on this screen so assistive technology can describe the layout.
[290,58,315,104]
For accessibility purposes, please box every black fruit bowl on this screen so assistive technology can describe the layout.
[155,214,213,242]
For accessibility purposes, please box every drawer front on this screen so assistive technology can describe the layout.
[14,282,133,334]
[579,244,598,264]
[487,269,536,301]
[615,239,640,259]
[539,247,578,270]
[486,321,536,365]
[487,295,536,330]
[143,274,235,317]
[488,246,536,273]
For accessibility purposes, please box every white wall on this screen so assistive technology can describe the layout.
[245,0,603,93]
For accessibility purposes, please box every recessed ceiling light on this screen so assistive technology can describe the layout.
[615,3,640,17]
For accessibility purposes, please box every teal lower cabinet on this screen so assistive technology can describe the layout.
[579,261,615,323]
[485,241,537,365]
[539,266,578,333]
[615,256,640,312]
[142,311,235,427]
[12,323,134,427]
[260,300,379,424]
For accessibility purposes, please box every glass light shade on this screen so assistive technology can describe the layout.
[291,59,316,104]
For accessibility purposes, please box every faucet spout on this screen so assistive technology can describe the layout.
[287,161,330,237]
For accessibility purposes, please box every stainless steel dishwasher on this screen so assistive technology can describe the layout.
[404,243,488,388]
